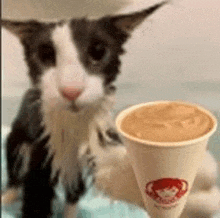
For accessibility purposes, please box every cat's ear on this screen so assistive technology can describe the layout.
[1,19,43,40]
[110,1,167,34]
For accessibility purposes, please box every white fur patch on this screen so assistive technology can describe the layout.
[41,72,115,189]
[40,77,117,186]
[15,143,32,178]
[52,23,85,88]
[190,150,218,193]
[42,106,91,188]
[183,186,220,217]
[94,145,145,208]
[41,93,117,188]
[75,75,104,109]
[2,187,21,206]
[40,23,117,189]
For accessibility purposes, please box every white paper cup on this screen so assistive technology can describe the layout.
[116,101,217,218]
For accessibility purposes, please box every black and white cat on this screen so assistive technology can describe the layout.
[1,1,220,218]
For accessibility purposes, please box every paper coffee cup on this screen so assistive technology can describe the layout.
[116,101,217,218]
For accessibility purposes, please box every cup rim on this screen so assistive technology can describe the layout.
[115,100,218,147]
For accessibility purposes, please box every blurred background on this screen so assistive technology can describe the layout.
[2,0,220,217]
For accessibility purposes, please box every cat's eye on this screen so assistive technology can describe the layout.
[88,41,107,63]
[38,43,56,65]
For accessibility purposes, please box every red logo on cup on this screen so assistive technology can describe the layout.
[145,178,188,205]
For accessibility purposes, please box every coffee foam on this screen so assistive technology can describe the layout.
[121,102,214,143]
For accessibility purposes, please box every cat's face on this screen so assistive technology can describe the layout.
[2,2,166,112]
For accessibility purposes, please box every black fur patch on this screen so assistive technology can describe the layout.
[11,88,43,142]
[97,127,122,147]
[20,22,57,85]
[22,144,55,217]
[65,172,86,204]
[29,134,51,169]
[106,128,122,144]
[97,129,105,147]
[105,84,116,95]
[6,88,46,187]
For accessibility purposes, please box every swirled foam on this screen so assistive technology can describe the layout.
[121,102,214,142]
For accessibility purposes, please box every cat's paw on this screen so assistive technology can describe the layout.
[191,151,218,193]
[1,188,21,206]
[181,186,220,218]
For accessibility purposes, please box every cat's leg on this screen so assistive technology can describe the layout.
[2,88,42,206]
[22,167,56,218]
[180,186,220,218]
[1,187,22,206]
[180,151,220,218]
[64,172,86,218]
[21,136,57,218]
[95,145,144,207]
[190,151,219,193]
[2,131,25,205]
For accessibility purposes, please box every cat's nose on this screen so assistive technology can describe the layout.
[60,86,84,101]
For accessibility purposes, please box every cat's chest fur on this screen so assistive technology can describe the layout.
[41,94,115,187]
[42,107,93,185]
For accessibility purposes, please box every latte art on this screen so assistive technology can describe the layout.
[121,102,214,142]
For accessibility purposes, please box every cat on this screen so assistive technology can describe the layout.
[1,1,220,217]
[1,2,167,217]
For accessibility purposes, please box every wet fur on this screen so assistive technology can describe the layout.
[2,3,167,217]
